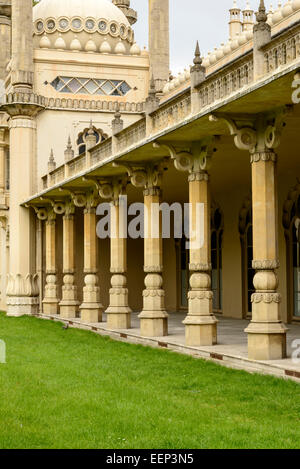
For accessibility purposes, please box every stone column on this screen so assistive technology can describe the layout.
[6,116,39,316]
[42,210,59,315]
[105,193,132,329]
[0,130,7,202]
[139,182,168,337]
[148,0,170,91]
[11,0,33,92]
[245,149,287,360]
[59,203,79,319]
[80,197,103,323]
[0,1,11,81]
[183,169,218,346]
[209,112,288,360]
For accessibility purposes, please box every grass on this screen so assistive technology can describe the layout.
[0,312,299,449]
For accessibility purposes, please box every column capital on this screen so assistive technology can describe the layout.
[66,190,99,212]
[1,93,45,119]
[209,108,290,155]
[113,160,164,193]
[63,200,75,219]
[97,176,127,205]
[154,137,217,176]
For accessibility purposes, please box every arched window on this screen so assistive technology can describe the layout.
[239,197,255,318]
[76,126,107,156]
[177,204,223,312]
[283,185,300,321]
[211,206,223,312]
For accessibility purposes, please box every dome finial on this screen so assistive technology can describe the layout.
[48,149,56,172]
[193,41,202,67]
[64,136,74,162]
[149,73,157,96]
[256,0,268,24]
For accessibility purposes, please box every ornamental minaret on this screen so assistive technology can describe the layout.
[229,0,242,40]
[242,1,254,32]
[0,1,12,82]
[11,0,33,92]
[112,0,137,25]
[149,0,170,92]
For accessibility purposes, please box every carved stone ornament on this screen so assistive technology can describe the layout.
[154,139,216,175]
[113,161,163,192]
[252,260,280,270]
[251,293,281,304]
[209,109,289,155]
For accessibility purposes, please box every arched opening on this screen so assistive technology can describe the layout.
[177,204,223,313]
[211,205,224,313]
[239,197,255,318]
[283,182,300,322]
[76,126,107,156]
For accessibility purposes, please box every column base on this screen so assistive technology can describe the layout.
[245,321,287,360]
[6,296,39,317]
[80,303,102,323]
[42,300,59,316]
[59,301,79,319]
[105,306,132,329]
[138,312,168,337]
[183,316,218,346]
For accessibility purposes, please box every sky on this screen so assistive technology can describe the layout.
[131,0,274,74]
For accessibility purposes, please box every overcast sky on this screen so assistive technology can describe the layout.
[131,0,274,74]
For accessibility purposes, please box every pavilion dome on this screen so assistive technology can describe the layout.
[33,0,137,55]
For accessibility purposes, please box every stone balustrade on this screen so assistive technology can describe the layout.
[39,20,300,190]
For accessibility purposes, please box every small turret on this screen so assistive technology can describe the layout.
[242,1,254,31]
[64,136,74,162]
[253,0,271,80]
[112,104,124,135]
[229,1,242,40]
[48,149,56,173]
[85,121,97,150]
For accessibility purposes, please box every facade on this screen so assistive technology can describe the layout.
[1,0,300,370]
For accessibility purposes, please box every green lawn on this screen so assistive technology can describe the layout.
[0,312,299,449]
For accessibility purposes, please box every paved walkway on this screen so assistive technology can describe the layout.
[40,311,300,383]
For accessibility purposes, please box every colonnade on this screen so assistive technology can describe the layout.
[33,116,288,361]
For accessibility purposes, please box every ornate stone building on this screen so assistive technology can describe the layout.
[1,0,300,376]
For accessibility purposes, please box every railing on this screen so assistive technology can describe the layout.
[263,23,300,74]
[91,138,112,166]
[198,56,254,108]
[67,154,86,177]
[151,91,191,134]
[116,119,146,152]
[49,165,65,186]
[39,22,300,191]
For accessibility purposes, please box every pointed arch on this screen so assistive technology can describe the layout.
[76,126,108,156]
[283,180,300,322]
[239,195,254,318]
